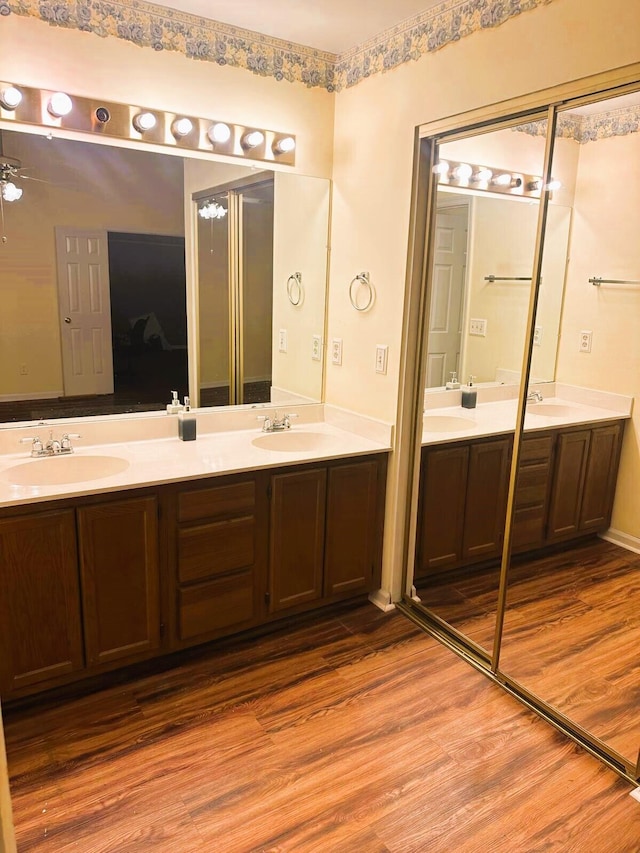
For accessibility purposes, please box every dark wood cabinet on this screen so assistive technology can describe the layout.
[269,456,387,613]
[174,475,267,643]
[78,496,160,667]
[579,423,623,531]
[416,437,510,576]
[0,509,84,695]
[547,429,591,538]
[512,434,555,551]
[269,468,326,612]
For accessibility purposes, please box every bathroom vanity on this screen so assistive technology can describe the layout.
[415,392,630,578]
[0,418,389,700]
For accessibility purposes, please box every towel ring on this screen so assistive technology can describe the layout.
[349,271,374,312]
[287,272,303,306]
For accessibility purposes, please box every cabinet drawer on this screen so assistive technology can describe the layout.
[512,505,546,548]
[516,463,550,507]
[178,571,255,640]
[520,435,553,464]
[178,481,255,523]
[178,516,255,583]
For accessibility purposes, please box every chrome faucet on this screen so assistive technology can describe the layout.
[526,390,543,403]
[20,430,81,457]
[257,411,299,432]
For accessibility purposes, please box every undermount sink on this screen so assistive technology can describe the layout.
[4,454,130,486]
[526,402,583,418]
[251,431,336,452]
[423,415,476,432]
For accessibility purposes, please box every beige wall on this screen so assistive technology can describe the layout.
[0,132,183,399]
[555,129,640,537]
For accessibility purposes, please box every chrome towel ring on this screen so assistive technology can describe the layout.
[349,271,374,312]
[287,272,303,306]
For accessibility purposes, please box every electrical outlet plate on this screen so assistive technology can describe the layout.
[311,335,322,361]
[469,318,487,337]
[375,344,388,375]
[579,330,592,353]
[331,337,343,366]
[533,326,542,346]
[278,329,287,353]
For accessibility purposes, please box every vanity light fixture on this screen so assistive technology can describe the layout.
[242,130,265,149]
[198,200,227,220]
[208,122,232,144]
[0,86,22,110]
[172,117,194,138]
[47,92,73,118]
[1,181,23,202]
[132,111,157,133]
[273,136,296,155]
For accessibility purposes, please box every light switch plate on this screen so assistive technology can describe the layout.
[469,318,487,336]
[375,344,388,375]
[331,338,343,366]
[278,329,287,353]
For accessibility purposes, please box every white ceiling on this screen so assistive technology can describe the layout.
[147,0,444,54]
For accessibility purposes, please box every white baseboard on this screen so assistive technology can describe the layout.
[0,391,61,402]
[368,589,396,612]
[600,528,640,555]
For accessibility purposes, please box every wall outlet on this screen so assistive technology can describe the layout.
[533,326,543,346]
[311,335,322,361]
[19,364,28,375]
[331,338,343,366]
[469,318,487,337]
[375,344,388,375]
[278,328,287,353]
[579,330,592,353]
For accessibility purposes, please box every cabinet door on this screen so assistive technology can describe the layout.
[270,468,326,612]
[579,423,623,531]
[78,496,160,667]
[547,430,590,539]
[416,445,469,574]
[463,438,511,562]
[0,510,84,695]
[324,460,380,597]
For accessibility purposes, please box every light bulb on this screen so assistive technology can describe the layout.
[172,117,193,138]
[493,172,513,186]
[473,167,493,182]
[432,160,449,177]
[242,130,264,149]
[452,163,473,181]
[526,179,542,192]
[273,136,296,154]
[47,92,73,117]
[0,86,22,110]
[1,182,23,202]
[208,122,232,144]
[133,112,157,132]
[545,179,562,191]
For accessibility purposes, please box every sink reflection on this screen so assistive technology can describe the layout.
[251,431,336,452]
[423,415,477,432]
[5,454,130,486]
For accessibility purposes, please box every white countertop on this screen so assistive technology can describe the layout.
[422,394,632,447]
[0,421,391,510]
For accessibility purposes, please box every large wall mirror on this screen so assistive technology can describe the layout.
[0,126,330,424]
[408,83,640,782]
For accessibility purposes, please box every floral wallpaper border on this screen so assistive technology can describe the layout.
[2,0,555,91]
[517,106,640,143]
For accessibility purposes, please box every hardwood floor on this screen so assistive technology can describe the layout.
[4,602,640,852]
[416,538,640,764]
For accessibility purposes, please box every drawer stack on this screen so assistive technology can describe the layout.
[512,434,554,551]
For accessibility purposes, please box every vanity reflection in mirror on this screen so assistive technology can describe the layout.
[0,126,330,423]
[412,87,640,776]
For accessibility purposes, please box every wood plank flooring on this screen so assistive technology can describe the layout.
[416,538,640,762]
[4,602,640,852]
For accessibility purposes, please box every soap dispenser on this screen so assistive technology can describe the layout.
[445,371,461,390]
[461,376,477,409]
[178,397,196,441]
[166,390,183,415]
